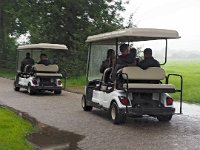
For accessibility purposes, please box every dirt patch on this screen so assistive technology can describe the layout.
[0,105,84,150]
[66,86,84,94]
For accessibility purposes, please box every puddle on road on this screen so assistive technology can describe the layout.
[27,124,84,150]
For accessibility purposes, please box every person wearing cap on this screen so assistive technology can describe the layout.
[138,48,160,69]
[117,44,135,65]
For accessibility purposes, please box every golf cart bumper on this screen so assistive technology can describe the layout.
[120,107,175,116]
[32,86,62,91]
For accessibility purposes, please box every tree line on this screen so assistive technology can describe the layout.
[0,0,126,76]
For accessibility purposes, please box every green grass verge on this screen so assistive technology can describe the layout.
[163,59,200,103]
[0,108,33,150]
[66,75,86,86]
[0,69,15,79]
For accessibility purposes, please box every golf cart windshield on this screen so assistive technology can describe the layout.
[88,44,116,81]
[86,28,180,82]
[16,43,68,72]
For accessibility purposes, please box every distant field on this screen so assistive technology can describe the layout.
[163,59,200,103]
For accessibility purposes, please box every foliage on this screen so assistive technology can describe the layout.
[0,108,33,149]
[0,0,125,76]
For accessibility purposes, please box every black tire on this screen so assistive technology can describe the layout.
[27,83,35,95]
[110,102,126,124]
[54,90,62,95]
[157,115,172,122]
[14,81,20,91]
[81,95,93,111]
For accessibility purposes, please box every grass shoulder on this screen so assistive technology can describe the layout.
[0,107,33,149]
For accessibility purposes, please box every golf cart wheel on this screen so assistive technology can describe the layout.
[27,83,35,95]
[54,90,62,95]
[13,81,20,91]
[157,115,172,122]
[110,102,126,124]
[81,95,93,111]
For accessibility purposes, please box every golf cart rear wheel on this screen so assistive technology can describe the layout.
[27,83,35,95]
[157,115,172,122]
[81,95,93,111]
[54,90,62,95]
[110,102,126,124]
[14,81,20,91]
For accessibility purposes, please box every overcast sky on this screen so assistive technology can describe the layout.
[121,0,200,52]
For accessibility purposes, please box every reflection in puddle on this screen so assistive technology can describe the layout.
[27,125,84,150]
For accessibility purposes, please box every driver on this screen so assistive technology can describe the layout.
[20,52,35,72]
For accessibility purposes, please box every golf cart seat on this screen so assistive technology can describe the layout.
[121,66,175,93]
[33,64,62,77]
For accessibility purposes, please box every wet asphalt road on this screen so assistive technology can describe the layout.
[0,77,200,150]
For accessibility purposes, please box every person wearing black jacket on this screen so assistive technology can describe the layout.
[138,48,160,69]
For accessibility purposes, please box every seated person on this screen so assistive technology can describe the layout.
[100,49,115,73]
[138,48,160,69]
[38,53,51,65]
[111,44,136,82]
[138,48,160,83]
[20,52,35,72]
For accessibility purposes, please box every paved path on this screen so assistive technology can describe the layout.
[1,77,200,150]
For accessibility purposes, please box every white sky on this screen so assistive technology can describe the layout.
[121,0,200,52]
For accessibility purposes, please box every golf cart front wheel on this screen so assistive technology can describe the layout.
[81,95,93,111]
[14,81,20,91]
[157,115,172,122]
[54,90,62,94]
[27,83,35,95]
[110,102,126,124]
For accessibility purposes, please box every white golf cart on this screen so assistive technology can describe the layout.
[81,28,183,124]
[14,43,68,95]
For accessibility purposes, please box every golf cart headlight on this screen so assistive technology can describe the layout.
[32,79,37,85]
[119,96,130,106]
[57,80,62,85]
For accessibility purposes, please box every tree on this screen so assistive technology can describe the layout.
[1,0,125,75]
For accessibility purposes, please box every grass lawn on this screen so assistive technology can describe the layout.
[163,59,200,103]
[0,108,33,150]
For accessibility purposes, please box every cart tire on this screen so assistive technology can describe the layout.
[81,95,93,111]
[27,83,35,95]
[157,115,172,122]
[14,81,20,91]
[110,102,126,124]
[54,90,62,95]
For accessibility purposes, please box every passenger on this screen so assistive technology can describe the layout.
[117,44,133,66]
[129,47,139,65]
[20,52,35,72]
[100,49,115,73]
[38,53,51,65]
[111,44,134,82]
[138,48,160,69]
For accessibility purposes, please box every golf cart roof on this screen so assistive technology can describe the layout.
[86,28,181,43]
[17,43,68,50]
